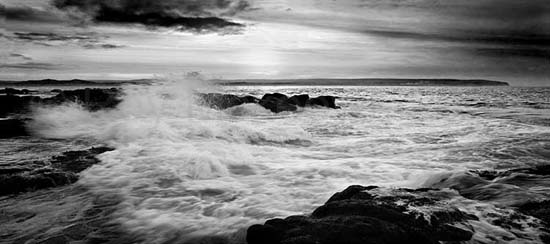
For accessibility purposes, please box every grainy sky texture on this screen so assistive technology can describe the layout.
[0,0,549,85]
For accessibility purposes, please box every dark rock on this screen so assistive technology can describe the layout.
[240,95,260,103]
[196,92,338,112]
[0,88,34,95]
[247,185,475,244]
[308,96,339,109]
[0,88,121,117]
[517,200,550,243]
[43,88,122,111]
[198,93,257,110]
[262,93,289,101]
[287,94,309,107]
[0,119,29,138]
[0,95,42,117]
[51,147,114,173]
[259,93,297,113]
[517,200,550,225]
[259,99,297,113]
[0,147,114,196]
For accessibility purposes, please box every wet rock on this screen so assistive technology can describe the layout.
[0,88,34,95]
[198,93,258,110]
[43,88,122,111]
[196,92,339,113]
[517,201,550,244]
[259,99,297,113]
[308,96,339,109]
[474,164,550,180]
[0,88,121,117]
[247,185,475,244]
[259,93,297,113]
[0,95,41,117]
[262,93,289,101]
[0,147,114,196]
[0,119,29,138]
[517,200,550,225]
[287,94,309,107]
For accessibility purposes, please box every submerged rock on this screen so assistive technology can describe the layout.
[0,146,114,196]
[247,185,475,244]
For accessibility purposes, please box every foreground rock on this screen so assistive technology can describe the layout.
[247,185,476,244]
[0,147,114,196]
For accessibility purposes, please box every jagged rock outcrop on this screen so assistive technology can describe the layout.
[247,185,476,244]
[197,93,258,109]
[0,88,122,118]
[42,88,122,111]
[259,93,297,113]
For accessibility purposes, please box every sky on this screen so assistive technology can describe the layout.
[0,0,549,86]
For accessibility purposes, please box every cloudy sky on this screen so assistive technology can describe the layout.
[1,0,549,85]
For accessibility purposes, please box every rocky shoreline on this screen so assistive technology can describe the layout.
[247,166,550,244]
[0,88,339,138]
[1,87,549,243]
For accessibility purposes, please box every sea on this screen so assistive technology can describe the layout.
[1,81,550,243]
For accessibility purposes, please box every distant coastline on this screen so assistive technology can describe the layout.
[0,79,151,86]
[0,78,509,86]
[217,78,510,86]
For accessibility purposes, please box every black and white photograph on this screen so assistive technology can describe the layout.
[0,0,549,243]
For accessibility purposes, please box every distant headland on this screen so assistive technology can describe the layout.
[0,79,151,86]
[216,78,510,86]
[1,78,509,86]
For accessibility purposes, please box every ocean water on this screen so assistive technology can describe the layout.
[1,81,550,243]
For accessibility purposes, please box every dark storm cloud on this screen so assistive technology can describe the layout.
[354,0,550,60]
[0,4,64,23]
[53,0,250,32]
